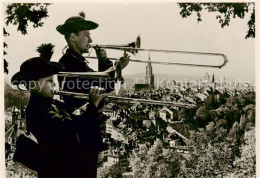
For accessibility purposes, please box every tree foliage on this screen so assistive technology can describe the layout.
[4,82,30,110]
[103,163,123,178]
[178,89,256,177]
[180,122,234,177]
[233,128,255,177]
[129,139,182,178]
[4,27,10,74]
[178,3,255,39]
[5,3,51,35]
[3,3,51,74]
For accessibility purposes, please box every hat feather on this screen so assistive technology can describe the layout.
[79,11,85,18]
[36,43,54,61]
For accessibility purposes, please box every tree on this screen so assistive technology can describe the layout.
[178,3,255,39]
[104,163,123,178]
[3,3,51,74]
[181,122,234,177]
[233,128,255,177]
[4,28,10,74]
[129,139,182,177]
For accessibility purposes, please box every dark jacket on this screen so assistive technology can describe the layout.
[58,48,114,112]
[26,93,101,178]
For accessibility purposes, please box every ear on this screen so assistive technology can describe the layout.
[30,81,36,88]
[70,33,77,41]
[29,80,39,92]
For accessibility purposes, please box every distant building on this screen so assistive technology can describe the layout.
[145,53,154,89]
[148,110,156,126]
[206,87,228,107]
[166,127,190,152]
[142,120,152,130]
[122,172,134,178]
[106,120,128,144]
[204,72,210,81]
[134,84,150,92]
[135,53,154,91]
[103,154,119,167]
[106,120,113,134]
[11,106,20,125]
[5,102,27,167]
[5,110,13,124]
[103,110,116,117]
[5,125,16,151]
[111,128,128,144]
[117,122,127,130]
[159,107,173,122]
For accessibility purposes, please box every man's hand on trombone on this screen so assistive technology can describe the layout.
[118,51,130,69]
[94,45,130,69]
[94,45,130,78]
[94,45,107,59]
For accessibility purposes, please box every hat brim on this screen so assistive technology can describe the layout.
[11,71,24,84]
[11,62,64,84]
[57,20,98,35]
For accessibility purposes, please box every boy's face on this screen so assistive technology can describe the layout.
[32,75,55,99]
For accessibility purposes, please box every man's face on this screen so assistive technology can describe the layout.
[33,75,55,99]
[74,30,92,54]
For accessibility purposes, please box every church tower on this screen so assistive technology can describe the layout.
[145,53,154,89]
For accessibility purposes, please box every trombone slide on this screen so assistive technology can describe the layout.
[84,56,228,68]
[88,35,228,69]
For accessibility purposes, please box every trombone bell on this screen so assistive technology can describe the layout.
[91,35,141,55]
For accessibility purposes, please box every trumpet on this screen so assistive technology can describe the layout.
[53,90,196,108]
[58,71,112,79]
[86,36,228,68]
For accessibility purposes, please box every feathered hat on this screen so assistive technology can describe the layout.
[11,43,64,83]
[56,12,98,35]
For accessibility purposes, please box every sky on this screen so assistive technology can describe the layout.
[2,2,256,83]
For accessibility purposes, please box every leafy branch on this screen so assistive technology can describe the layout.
[178,3,255,39]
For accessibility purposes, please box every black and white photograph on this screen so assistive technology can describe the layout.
[2,1,257,178]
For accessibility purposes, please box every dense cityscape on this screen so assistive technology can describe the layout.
[5,64,255,177]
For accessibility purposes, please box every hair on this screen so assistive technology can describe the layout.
[64,30,80,45]
[14,79,35,91]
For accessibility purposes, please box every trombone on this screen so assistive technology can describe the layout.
[53,90,196,108]
[59,36,228,79]
[87,36,228,68]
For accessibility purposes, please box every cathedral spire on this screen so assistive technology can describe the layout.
[145,53,154,89]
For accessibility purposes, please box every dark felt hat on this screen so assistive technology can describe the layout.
[56,14,98,35]
[11,44,64,83]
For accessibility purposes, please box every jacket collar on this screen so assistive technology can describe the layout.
[66,48,86,62]
[28,93,53,107]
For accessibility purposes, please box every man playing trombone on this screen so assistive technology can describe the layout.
[56,12,129,177]
[56,12,130,112]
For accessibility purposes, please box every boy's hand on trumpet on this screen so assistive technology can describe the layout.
[89,86,104,108]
